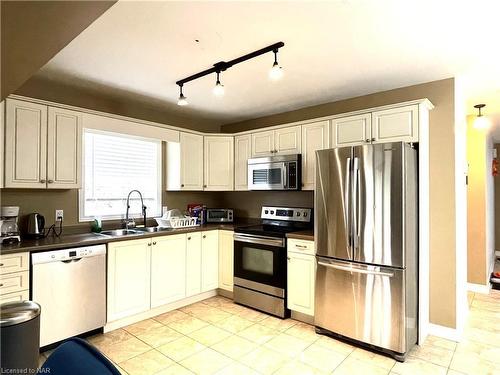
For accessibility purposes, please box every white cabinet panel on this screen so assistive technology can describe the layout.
[287,250,315,316]
[0,289,29,304]
[331,113,371,147]
[275,125,301,155]
[251,130,274,157]
[201,231,219,292]
[5,99,47,188]
[301,121,329,190]
[151,234,186,307]
[0,101,4,188]
[204,136,234,191]
[107,239,151,321]
[218,230,234,292]
[234,135,251,190]
[372,105,418,143]
[180,132,204,190]
[47,107,82,189]
[186,232,202,297]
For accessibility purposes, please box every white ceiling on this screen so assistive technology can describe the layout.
[34,0,500,126]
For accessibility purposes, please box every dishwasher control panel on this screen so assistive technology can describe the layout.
[31,244,106,264]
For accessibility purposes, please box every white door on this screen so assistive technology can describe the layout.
[201,231,219,292]
[186,232,202,297]
[47,107,82,189]
[372,105,419,143]
[251,130,274,157]
[234,135,251,190]
[287,251,315,316]
[274,126,301,155]
[107,239,151,321]
[301,121,329,190]
[204,136,234,191]
[180,132,203,190]
[218,230,234,292]
[151,234,186,307]
[4,99,48,188]
[331,113,371,147]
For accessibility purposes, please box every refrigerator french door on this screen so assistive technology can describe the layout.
[314,142,418,359]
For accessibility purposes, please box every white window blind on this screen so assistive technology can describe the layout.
[80,129,161,221]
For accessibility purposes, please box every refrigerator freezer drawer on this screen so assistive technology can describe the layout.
[314,257,406,353]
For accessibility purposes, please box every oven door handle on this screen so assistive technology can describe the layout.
[234,234,285,248]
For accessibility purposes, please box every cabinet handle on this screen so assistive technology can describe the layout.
[371,138,376,142]
[203,235,206,239]
[40,179,46,183]
[365,139,370,143]
[187,237,191,240]
[295,244,307,249]
[287,257,290,261]
[153,241,157,245]
[203,185,207,188]
[48,180,54,184]
[0,283,3,287]
[0,263,3,266]
[181,184,185,187]
[148,242,152,246]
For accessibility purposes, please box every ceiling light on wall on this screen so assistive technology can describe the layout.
[177,85,188,106]
[269,49,284,81]
[473,104,490,129]
[212,71,225,97]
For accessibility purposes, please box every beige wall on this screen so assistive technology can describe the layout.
[223,78,458,329]
[495,144,500,252]
[1,1,116,100]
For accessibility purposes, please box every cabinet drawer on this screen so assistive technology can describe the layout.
[0,252,29,274]
[0,289,29,304]
[0,271,29,294]
[288,239,315,255]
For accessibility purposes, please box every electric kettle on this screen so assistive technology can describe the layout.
[26,213,45,238]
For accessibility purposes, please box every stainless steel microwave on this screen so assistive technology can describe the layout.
[205,208,234,223]
[247,154,301,191]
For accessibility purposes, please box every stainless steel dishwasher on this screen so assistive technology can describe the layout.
[31,244,106,347]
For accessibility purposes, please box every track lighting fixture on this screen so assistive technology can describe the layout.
[212,71,225,97]
[177,85,188,106]
[269,49,284,81]
[473,103,490,129]
[176,42,284,105]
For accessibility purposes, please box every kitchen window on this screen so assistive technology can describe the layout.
[79,129,162,221]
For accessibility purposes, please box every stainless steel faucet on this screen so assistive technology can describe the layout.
[125,190,147,229]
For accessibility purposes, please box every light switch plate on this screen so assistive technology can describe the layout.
[55,210,64,221]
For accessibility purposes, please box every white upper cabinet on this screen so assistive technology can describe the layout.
[331,113,371,147]
[234,135,251,191]
[372,105,418,143]
[47,107,82,189]
[151,234,186,307]
[5,99,48,188]
[251,130,274,157]
[301,121,329,190]
[218,230,234,292]
[201,231,219,292]
[180,132,204,190]
[274,126,301,155]
[185,232,202,297]
[204,136,234,191]
[0,101,4,188]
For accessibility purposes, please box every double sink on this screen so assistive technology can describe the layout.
[100,227,173,237]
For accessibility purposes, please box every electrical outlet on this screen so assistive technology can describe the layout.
[55,210,64,221]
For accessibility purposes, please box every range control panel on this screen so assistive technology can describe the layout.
[261,206,312,222]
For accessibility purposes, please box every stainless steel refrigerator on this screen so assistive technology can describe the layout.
[314,142,418,361]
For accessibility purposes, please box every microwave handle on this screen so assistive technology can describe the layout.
[283,163,288,189]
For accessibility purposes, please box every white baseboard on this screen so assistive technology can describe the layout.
[467,282,491,294]
[428,323,461,342]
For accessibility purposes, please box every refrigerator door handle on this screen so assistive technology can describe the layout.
[317,260,394,278]
[353,157,360,250]
[344,157,352,251]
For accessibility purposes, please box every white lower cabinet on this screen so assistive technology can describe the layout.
[201,231,219,292]
[287,239,316,316]
[186,232,202,296]
[218,230,234,292]
[107,238,152,322]
[151,234,187,308]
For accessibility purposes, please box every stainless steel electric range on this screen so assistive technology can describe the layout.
[233,206,312,318]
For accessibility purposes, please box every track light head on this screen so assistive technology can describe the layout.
[177,85,188,106]
[473,103,490,129]
[212,71,225,97]
[269,50,284,81]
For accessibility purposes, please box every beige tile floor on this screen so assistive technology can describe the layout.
[38,289,500,375]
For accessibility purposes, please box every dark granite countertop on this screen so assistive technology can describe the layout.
[286,230,315,241]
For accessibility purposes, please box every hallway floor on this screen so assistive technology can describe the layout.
[39,291,500,374]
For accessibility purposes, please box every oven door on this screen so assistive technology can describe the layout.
[248,162,286,190]
[234,233,286,297]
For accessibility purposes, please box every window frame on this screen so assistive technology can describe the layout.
[78,128,162,222]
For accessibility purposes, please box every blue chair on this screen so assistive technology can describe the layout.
[41,337,121,375]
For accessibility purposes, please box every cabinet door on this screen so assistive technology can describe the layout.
[107,239,151,321]
[47,107,82,189]
[274,126,301,155]
[5,99,48,188]
[251,130,274,157]
[234,135,251,191]
[151,234,187,307]
[186,232,202,297]
[204,136,234,191]
[0,101,4,188]
[331,113,371,147]
[372,105,418,143]
[218,230,234,292]
[301,121,329,190]
[180,132,204,190]
[201,231,219,292]
[287,252,315,316]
